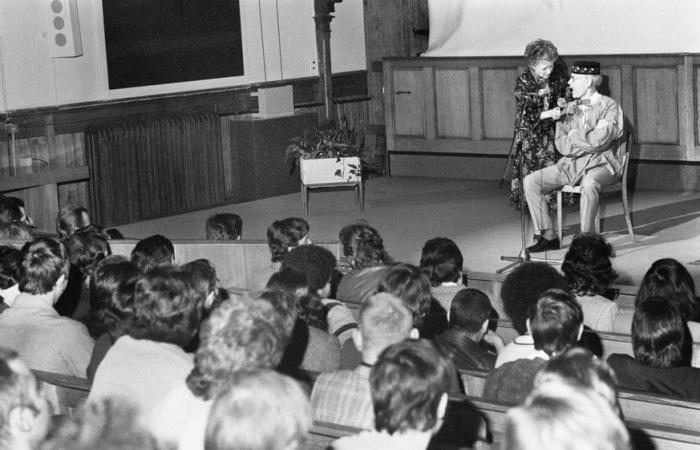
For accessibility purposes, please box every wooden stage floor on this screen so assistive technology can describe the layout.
[117,176,700,287]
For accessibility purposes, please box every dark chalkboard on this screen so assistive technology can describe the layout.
[102,0,244,89]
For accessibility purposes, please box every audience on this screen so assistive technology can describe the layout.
[89,266,200,417]
[280,245,357,345]
[130,234,174,273]
[335,223,390,305]
[149,292,288,450]
[435,288,504,371]
[56,205,91,240]
[0,196,33,228]
[0,221,33,240]
[562,232,620,332]
[0,348,51,450]
[332,339,453,450]
[311,293,416,429]
[615,258,700,341]
[607,296,700,399]
[376,262,447,339]
[55,229,112,319]
[484,289,584,404]
[254,217,311,290]
[504,380,630,450]
[0,245,22,308]
[84,256,139,381]
[0,238,93,377]
[205,370,311,450]
[419,237,467,312]
[497,261,570,367]
[205,213,242,240]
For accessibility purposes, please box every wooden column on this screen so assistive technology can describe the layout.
[314,0,341,122]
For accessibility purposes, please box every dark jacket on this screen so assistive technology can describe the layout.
[607,353,700,400]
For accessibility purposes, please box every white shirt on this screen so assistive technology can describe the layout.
[494,334,549,368]
[149,381,211,450]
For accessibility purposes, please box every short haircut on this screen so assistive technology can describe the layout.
[338,222,388,270]
[501,262,569,335]
[88,256,138,338]
[40,397,156,450]
[0,197,24,225]
[419,237,464,286]
[264,268,305,336]
[524,39,559,66]
[130,234,174,273]
[205,213,242,240]
[377,263,432,329]
[562,232,617,296]
[18,237,70,295]
[535,348,619,413]
[371,339,452,434]
[280,245,336,293]
[0,222,32,240]
[0,347,44,446]
[56,205,91,240]
[128,266,202,348]
[186,294,289,400]
[65,230,112,278]
[636,258,699,322]
[181,259,222,313]
[632,296,690,368]
[0,246,21,289]
[505,381,630,450]
[267,217,309,263]
[359,293,413,351]
[205,370,311,450]
[530,289,583,356]
[449,288,492,334]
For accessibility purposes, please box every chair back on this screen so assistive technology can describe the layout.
[620,131,633,186]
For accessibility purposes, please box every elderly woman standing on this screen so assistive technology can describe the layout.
[510,39,570,207]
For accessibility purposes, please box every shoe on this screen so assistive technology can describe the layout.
[527,236,560,253]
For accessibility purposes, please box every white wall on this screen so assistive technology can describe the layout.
[424,0,700,57]
[0,0,366,112]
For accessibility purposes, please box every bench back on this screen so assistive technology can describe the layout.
[33,370,91,416]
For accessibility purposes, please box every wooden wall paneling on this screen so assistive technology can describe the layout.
[435,69,471,138]
[481,68,517,140]
[383,60,397,155]
[678,56,695,159]
[392,68,426,137]
[634,66,679,145]
[468,67,484,141]
[620,64,636,141]
[422,67,437,140]
[601,66,622,110]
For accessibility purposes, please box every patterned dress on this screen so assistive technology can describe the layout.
[510,64,573,208]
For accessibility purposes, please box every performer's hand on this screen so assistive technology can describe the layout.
[540,108,562,120]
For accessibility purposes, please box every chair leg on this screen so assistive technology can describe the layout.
[359,181,365,211]
[556,191,563,243]
[302,184,309,216]
[622,185,635,242]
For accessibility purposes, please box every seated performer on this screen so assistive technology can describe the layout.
[524,61,625,252]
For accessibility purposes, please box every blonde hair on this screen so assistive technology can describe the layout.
[504,381,629,450]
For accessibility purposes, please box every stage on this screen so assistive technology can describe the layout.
[116,176,700,287]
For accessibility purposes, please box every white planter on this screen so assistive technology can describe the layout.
[300,157,361,185]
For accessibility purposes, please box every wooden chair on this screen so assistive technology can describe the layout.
[556,131,635,243]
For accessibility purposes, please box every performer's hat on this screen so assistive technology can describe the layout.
[571,61,600,75]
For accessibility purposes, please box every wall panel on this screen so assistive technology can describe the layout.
[635,67,679,145]
[435,69,470,138]
[481,68,517,139]
[392,69,426,137]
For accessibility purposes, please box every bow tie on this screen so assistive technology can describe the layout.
[577,99,592,107]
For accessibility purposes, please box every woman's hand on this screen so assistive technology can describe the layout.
[540,108,562,121]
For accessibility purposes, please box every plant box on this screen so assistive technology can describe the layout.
[300,157,361,185]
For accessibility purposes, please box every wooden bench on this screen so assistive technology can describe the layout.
[32,370,91,416]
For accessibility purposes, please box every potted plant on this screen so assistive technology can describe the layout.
[286,118,362,185]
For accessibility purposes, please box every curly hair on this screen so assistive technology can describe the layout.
[338,223,388,270]
[0,246,21,290]
[524,39,559,67]
[267,217,309,263]
[280,245,336,294]
[65,230,112,279]
[562,233,617,296]
[377,263,432,329]
[18,238,70,295]
[501,262,569,335]
[636,258,699,322]
[186,294,289,400]
[128,266,202,348]
[419,237,464,287]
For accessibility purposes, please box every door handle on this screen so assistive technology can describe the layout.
[395,90,412,95]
